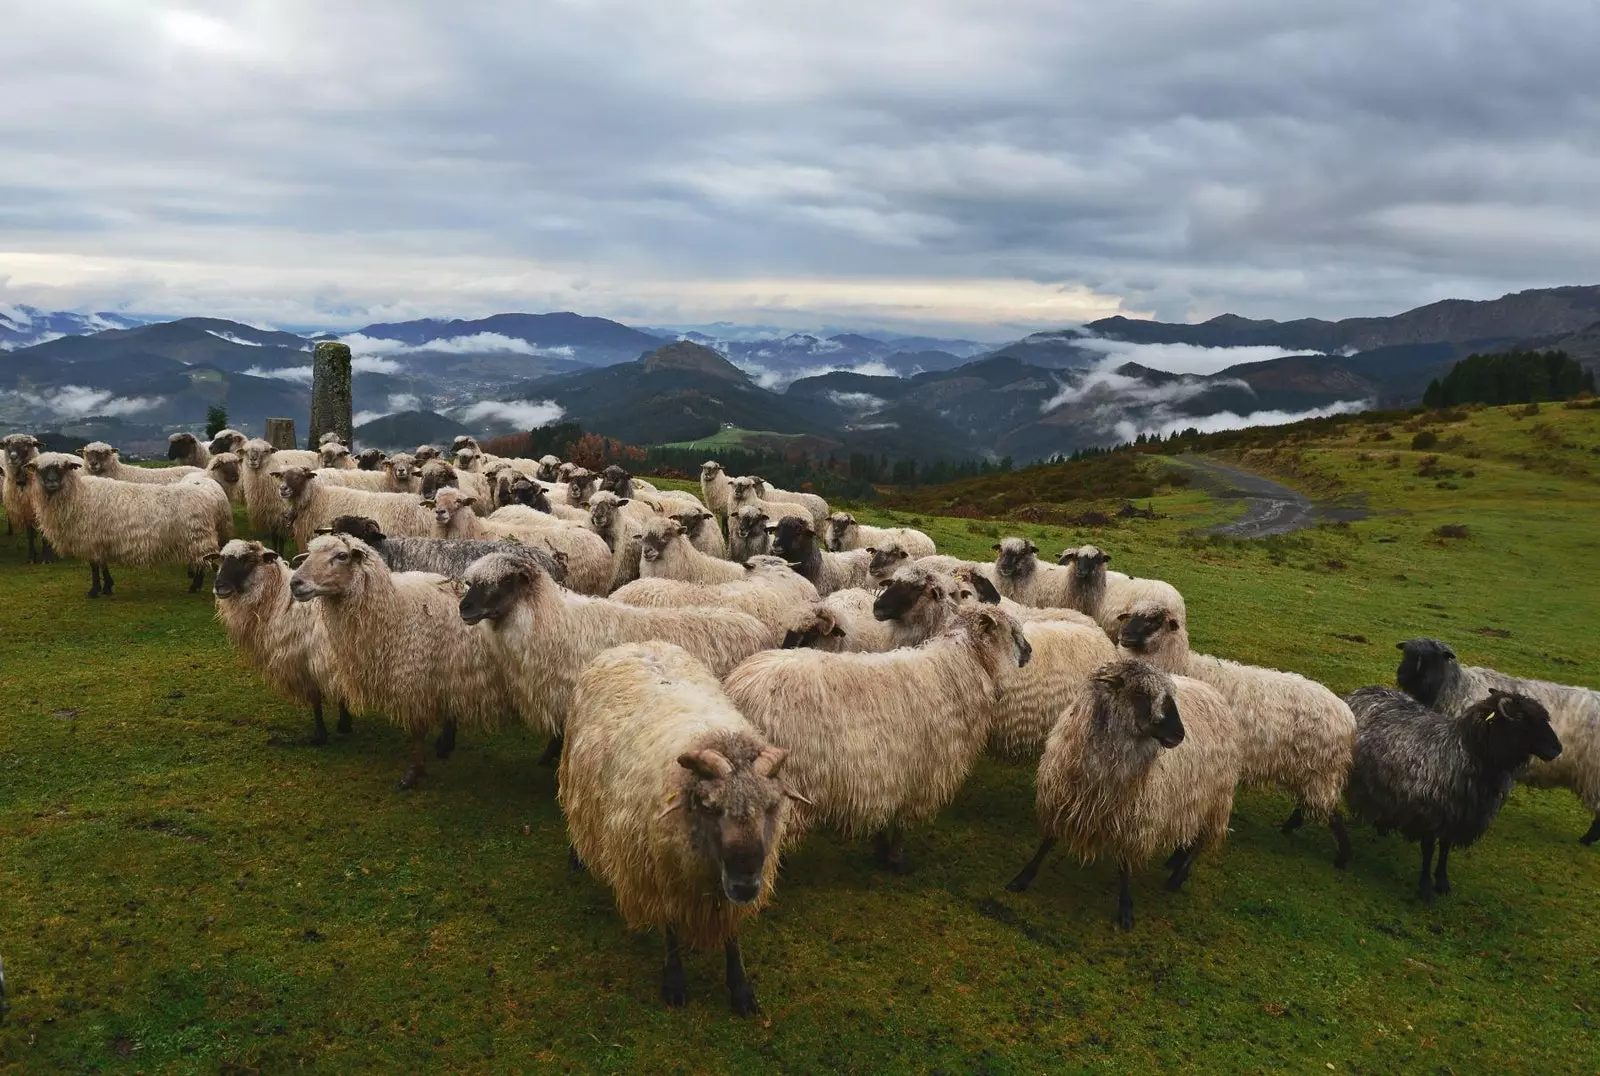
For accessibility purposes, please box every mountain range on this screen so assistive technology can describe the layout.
[2,284,1597,460]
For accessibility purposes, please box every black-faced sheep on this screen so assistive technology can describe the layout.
[823,511,935,558]
[167,431,212,468]
[560,641,796,1015]
[28,452,229,597]
[1345,686,1562,899]
[722,605,1032,872]
[728,505,773,562]
[640,517,746,585]
[2,433,54,563]
[1006,660,1240,930]
[1057,544,1187,638]
[1396,637,1600,845]
[768,515,872,596]
[1118,600,1355,867]
[671,508,726,559]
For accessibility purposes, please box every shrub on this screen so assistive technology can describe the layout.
[1411,430,1439,451]
[1435,524,1471,540]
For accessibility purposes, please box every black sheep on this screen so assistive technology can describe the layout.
[1344,686,1561,900]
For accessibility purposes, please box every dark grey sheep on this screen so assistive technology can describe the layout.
[321,515,566,583]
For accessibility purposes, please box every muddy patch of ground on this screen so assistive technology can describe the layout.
[1172,454,1369,538]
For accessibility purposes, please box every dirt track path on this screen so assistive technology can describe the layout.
[1172,453,1318,538]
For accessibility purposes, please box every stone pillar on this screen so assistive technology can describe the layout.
[308,341,353,448]
[264,417,298,451]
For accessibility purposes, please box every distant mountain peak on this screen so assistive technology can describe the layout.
[640,340,749,381]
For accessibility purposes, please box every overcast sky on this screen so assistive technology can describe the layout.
[3,1,1598,336]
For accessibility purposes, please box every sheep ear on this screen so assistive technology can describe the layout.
[421,498,435,508]
[67,459,82,470]
[617,498,630,507]
[1117,612,1131,622]
[678,749,733,780]
[348,544,366,561]
[1101,552,1112,564]
[1395,641,1408,651]
[261,549,281,563]
[866,546,878,555]
[766,524,778,534]
[290,553,310,567]
[202,552,222,565]
[460,495,476,507]
[1061,550,1079,561]
[1026,541,1038,554]
[751,746,789,778]
[1094,668,1125,688]
[991,543,1001,551]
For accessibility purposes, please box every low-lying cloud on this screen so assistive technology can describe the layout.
[1071,339,1323,377]
[242,364,314,382]
[825,390,888,413]
[456,399,566,429]
[1041,358,1251,414]
[8,384,164,418]
[738,359,899,391]
[353,393,423,427]
[1111,399,1373,443]
[341,331,574,359]
[205,329,262,346]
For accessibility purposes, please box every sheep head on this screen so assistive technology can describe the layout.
[323,515,386,546]
[288,534,373,602]
[823,512,855,552]
[80,442,118,475]
[2,433,41,469]
[319,442,351,468]
[699,460,723,481]
[383,453,417,483]
[509,476,551,512]
[355,448,386,471]
[729,476,761,504]
[1395,638,1458,709]
[781,606,846,649]
[274,466,316,503]
[1116,601,1182,655]
[1091,659,1186,749]
[167,432,199,460]
[992,536,1039,579]
[241,439,274,470]
[567,469,598,506]
[450,435,478,455]
[535,455,561,481]
[28,452,82,496]
[1058,543,1110,581]
[734,506,769,540]
[318,431,344,447]
[674,740,793,907]
[209,429,248,455]
[212,539,281,598]
[768,516,816,561]
[427,487,474,527]
[1471,690,1562,763]
[418,460,462,500]
[670,509,712,537]
[208,453,242,485]
[873,565,949,623]
[414,444,441,462]
[639,517,682,562]
[866,542,910,584]
[459,552,548,625]
[955,605,1032,671]
[951,565,1003,605]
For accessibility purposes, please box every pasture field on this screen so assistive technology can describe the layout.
[1,402,1597,1072]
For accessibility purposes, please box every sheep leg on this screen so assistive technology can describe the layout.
[1006,837,1057,893]
[308,700,330,745]
[1116,865,1136,931]
[725,937,758,1017]
[434,719,457,760]
[398,730,427,790]
[42,536,57,563]
[1164,846,1187,869]
[335,702,353,735]
[568,846,586,873]
[25,527,37,563]
[1433,841,1451,895]
[1417,836,1436,902]
[187,564,205,593]
[1580,816,1600,846]
[1330,810,1353,870]
[538,734,564,767]
[100,563,114,595]
[660,929,688,1009]
[872,826,913,874]
[1164,843,1201,892]
[86,562,101,599]
[1279,807,1305,834]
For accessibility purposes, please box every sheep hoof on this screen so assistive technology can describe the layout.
[1279,808,1305,835]
[1004,875,1032,894]
[1580,819,1600,846]
[1416,884,1434,903]
[729,987,759,1018]
[308,729,329,747]
[661,980,688,1009]
[397,766,425,790]
[1433,877,1451,896]
[1116,907,1135,931]
[1333,851,1352,871]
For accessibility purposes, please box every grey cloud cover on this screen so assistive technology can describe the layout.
[2,1,1598,333]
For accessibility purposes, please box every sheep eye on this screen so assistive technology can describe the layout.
[332,551,349,562]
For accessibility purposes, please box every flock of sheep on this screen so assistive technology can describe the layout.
[3,427,1597,1017]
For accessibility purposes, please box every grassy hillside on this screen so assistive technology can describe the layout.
[1,402,1597,1071]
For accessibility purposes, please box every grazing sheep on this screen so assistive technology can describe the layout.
[823,512,936,559]
[728,505,773,562]
[1006,660,1240,930]
[206,452,244,504]
[80,442,202,485]
[320,514,566,583]
[671,507,726,559]
[207,429,249,457]
[27,452,228,597]
[318,441,356,469]
[768,516,872,596]
[290,534,508,787]
[561,641,796,1014]
[211,539,349,743]
[419,460,493,515]
[3,433,55,562]
[354,448,386,470]
[611,556,818,645]
[1396,638,1600,845]
[431,488,613,596]
[751,477,828,525]
[167,431,212,468]
[276,466,436,549]
[1119,601,1355,867]
[723,605,1032,871]
[240,439,320,550]
[458,554,773,747]
[700,461,734,531]
[1057,544,1187,639]
[1345,686,1563,899]
[640,517,746,585]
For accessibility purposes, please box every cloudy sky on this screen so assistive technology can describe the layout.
[3,1,1598,336]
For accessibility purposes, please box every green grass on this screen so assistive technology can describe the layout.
[659,428,813,450]
[2,403,1598,1071]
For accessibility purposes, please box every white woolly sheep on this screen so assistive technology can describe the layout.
[669,507,726,558]
[240,439,320,549]
[587,490,648,590]
[275,465,436,549]
[611,555,819,646]
[722,605,1032,871]
[1396,637,1600,845]
[728,505,773,562]
[167,431,212,468]
[80,442,202,485]
[750,477,828,525]
[728,476,808,531]
[431,488,614,596]
[1056,544,1188,639]
[3,433,54,562]
[318,441,356,469]
[289,534,510,787]
[206,452,244,504]
[458,554,773,753]
[1119,601,1354,867]
[561,641,796,1015]
[640,517,746,586]
[28,452,229,597]
[699,461,734,531]
[211,539,348,743]
[1006,659,1240,930]
[823,511,936,558]
[767,515,872,596]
